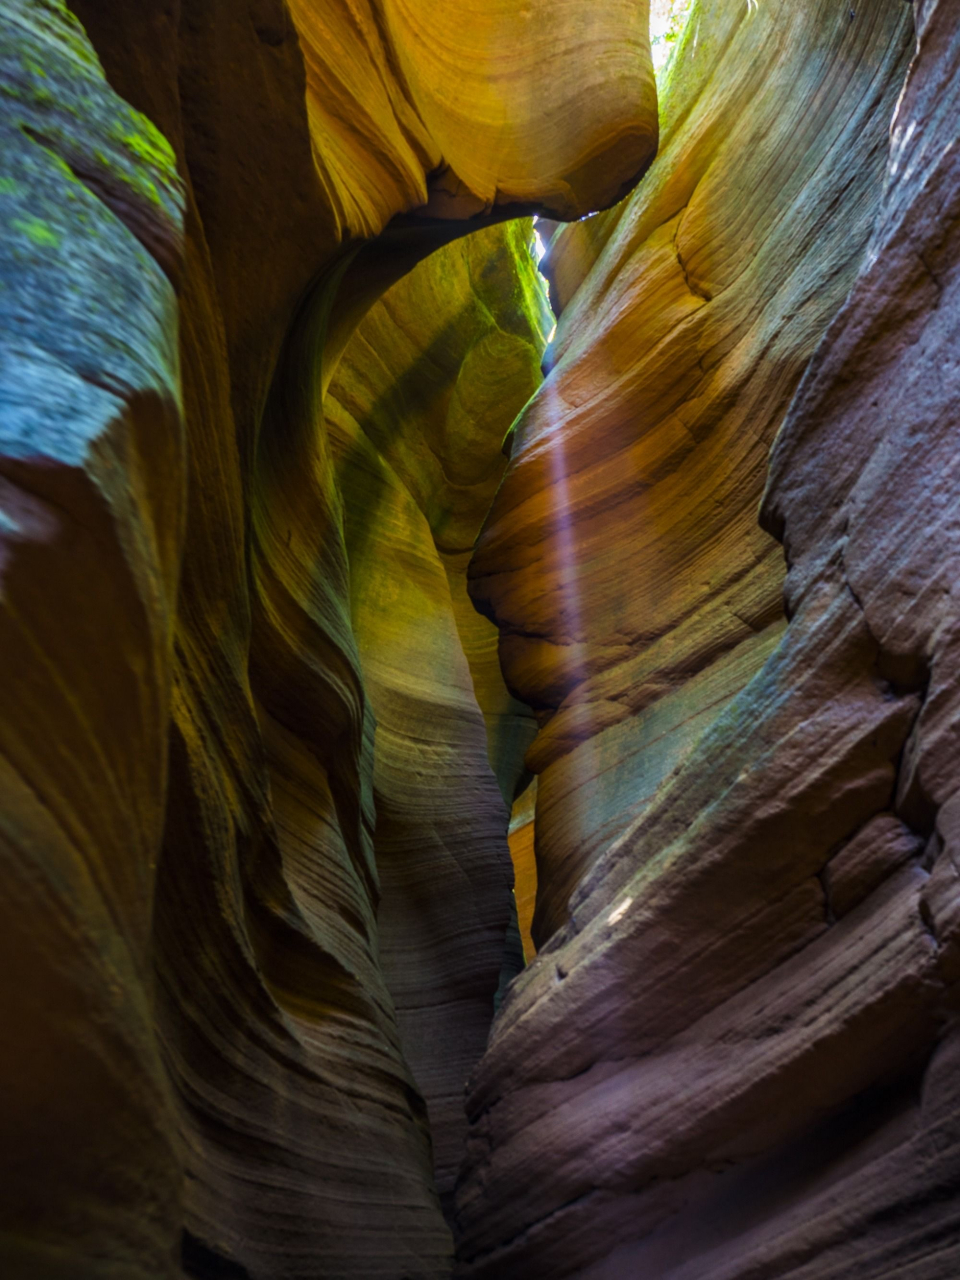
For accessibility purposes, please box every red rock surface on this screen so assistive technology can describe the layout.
[3,1,960,1278]
[0,2,648,1276]
[456,2,960,1275]
[469,0,915,947]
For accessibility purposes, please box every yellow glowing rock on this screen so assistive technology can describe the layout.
[288,0,658,238]
[469,0,913,945]
[383,0,658,219]
[325,222,550,1206]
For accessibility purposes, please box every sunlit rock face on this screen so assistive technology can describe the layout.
[469,0,913,945]
[5,0,960,1278]
[237,217,548,1271]
[323,222,550,1209]
[1,0,645,1275]
[457,2,960,1277]
[287,0,658,234]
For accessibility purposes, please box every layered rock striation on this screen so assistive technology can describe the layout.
[0,1,650,1277]
[469,0,915,946]
[456,2,960,1276]
[325,221,550,1209]
[287,0,657,233]
[4,0,960,1278]
[0,6,186,1273]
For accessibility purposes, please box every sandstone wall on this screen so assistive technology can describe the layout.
[470,0,914,946]
[286,0,657,231]
[325,221,550,1208]
[5,0,960,1277]
[0,6,187,1273]
[0,2,655,1276]
[456,2,960,1276]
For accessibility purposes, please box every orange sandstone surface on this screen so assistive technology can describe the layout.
[3,2,960,1279]
[0,1,650,1276]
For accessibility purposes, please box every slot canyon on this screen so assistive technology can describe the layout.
[2,0,960,1276]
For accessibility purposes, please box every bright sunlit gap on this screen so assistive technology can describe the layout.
[531,218,557,343]
[529,1,695,341]
[650,0,695,74]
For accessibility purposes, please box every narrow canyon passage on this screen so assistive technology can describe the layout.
[2,2,960,1279]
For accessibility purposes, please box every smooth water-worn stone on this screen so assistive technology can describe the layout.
[8,1,960,1278]
[470,0,914,945]
[287,0,658,236]
[2,0,592,1271]
[457,3,960,1276]
[326,221,550,1208]
[0,3,185,1274]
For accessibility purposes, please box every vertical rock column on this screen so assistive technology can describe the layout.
[327,221,551,1208]
[0,0,660,1274]
[0,3,186,1274]
[457,3,960,1278]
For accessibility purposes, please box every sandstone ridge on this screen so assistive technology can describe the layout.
[2,2,959,1279]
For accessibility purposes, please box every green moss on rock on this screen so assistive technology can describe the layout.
[11,215,60,247]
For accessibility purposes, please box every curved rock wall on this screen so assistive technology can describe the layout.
[6,0,960,1278]
[0,6,186,1274]
[287,0,657,232]
[325,220,550,1209]
[469,0,914,945]
[1,1,635,1275]
[456,2,960,1276]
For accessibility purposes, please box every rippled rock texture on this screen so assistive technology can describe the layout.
[4,0,960,1278]
[470,0,915,945]
[0,5,186,1274]
[325,222,550,1210]
[457,1,960,1275]
[287,0,657,233]
[0,0,656,1275]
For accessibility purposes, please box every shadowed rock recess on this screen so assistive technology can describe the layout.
[1,0,958,1278]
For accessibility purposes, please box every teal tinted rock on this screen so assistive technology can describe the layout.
[0,3,186,1276]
